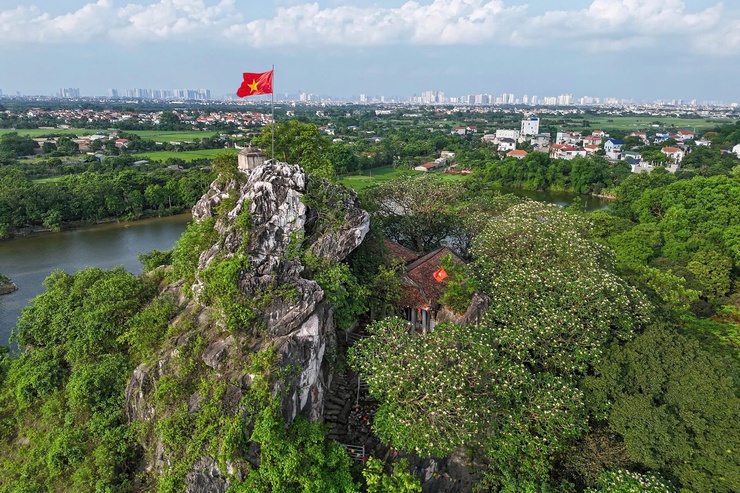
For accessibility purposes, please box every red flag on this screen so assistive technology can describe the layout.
[236,70,273,97]
[433,267,448,282]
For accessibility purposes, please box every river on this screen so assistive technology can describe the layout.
[0,214,192,345]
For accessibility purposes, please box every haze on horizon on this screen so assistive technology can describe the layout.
[1,0,739,102]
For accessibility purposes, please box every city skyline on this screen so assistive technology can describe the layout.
[1,1,739,102]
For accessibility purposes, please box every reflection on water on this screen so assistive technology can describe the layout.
[0,214,191,345]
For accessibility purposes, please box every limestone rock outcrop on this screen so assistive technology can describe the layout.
[125,161,370,491]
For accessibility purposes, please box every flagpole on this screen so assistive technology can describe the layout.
[271,64,275,162]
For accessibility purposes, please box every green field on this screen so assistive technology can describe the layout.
[339,166,466,191]
[131,148,238,162]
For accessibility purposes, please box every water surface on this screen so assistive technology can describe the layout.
[0,214,191,344]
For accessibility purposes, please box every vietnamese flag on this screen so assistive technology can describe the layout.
[236,70,273,97]
[433,267,448,282]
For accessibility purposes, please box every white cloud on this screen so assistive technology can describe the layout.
[0,0,738,56]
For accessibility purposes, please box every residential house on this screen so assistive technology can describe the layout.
[440,150,456,159]
[551,144,586,160]
[507,149,528,159]
[695,139,712,147]
[496,129,520,141]
[622,150,642,162]
[630,161,654,173]
[528,133,551,150]
[583,135,603,147]
[628,131,649,143]
[414,157,447,172]
[556,131,582,145]
[591,129,606,138]
[452,126,467,135]
[661,146,685,163]
[583,144,601,155]
[733,143,740,158]
[603,138,625,153]
[497,138,517,152]
[676,130,696,142]
[481,134,496,143]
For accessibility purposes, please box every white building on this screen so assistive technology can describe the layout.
[521,117,540,136]
[497,138,517,152]
[661,147,685,163]
[496,129,520,140]
[733,143,740,158]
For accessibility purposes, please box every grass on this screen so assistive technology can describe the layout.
[131,148,238,162]
[339,166,467,191]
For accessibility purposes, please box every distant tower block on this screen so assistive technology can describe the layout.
[238,146,266,173]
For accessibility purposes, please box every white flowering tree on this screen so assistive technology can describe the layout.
[472,201,653,375]
[586,469,676,493]
[349,201,657,490]
[348,317,586,487]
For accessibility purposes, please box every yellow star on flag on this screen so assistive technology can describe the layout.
[247,79,259,93]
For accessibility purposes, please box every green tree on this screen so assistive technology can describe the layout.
[363,457,421,493]
[584,324,740,492]
[363,175,464,252]
[0,132,37,157]
[252,120,333,178]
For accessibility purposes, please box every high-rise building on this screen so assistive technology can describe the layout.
[59,87,80,98]
[108,88,118,98]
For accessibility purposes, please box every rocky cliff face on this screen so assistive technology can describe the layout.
[125,161,370,490]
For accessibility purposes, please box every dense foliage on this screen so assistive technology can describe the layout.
[0,164,212,237]
[0,267,158,492]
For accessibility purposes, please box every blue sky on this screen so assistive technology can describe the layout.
[1,0,738,102]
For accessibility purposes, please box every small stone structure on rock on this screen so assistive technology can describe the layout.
[237,146,266,173]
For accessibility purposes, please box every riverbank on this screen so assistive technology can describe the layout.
[0,213,192,342]
[0,275,17,295]
[1,207,190,241]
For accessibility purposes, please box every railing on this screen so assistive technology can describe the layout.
[342,443,366,462]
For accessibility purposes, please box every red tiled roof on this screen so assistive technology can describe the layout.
[507,150,528,156]
[405,246,463,307]
[662,147,680,153]
[384,239,421,263]
[401,285,428,309]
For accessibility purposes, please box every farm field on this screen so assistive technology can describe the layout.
[339,166,466,191]
[131,148,238,162]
